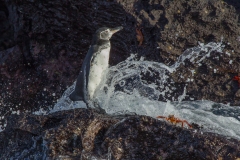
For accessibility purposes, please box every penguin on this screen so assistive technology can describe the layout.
[69,26,123,107]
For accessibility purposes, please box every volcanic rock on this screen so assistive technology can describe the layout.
[0,108,239,159]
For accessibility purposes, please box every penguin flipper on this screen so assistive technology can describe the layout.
[70,48,94,102]
[69,67,86,101]
[69,91,84,101]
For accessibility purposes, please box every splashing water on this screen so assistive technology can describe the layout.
[44,40,240,140]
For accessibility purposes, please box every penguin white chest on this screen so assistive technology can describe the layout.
[88,47,110,99]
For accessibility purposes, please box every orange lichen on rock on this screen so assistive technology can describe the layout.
[136,25,143,46]
[157,115,192,128]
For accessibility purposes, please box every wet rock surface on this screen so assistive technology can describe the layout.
[0,108,239,160]
[0,0,240,158]
[0,0,240,118]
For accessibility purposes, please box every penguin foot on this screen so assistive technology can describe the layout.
[93,100,106,114]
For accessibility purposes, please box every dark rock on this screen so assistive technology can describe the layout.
[0,108,239,159]
[0,0,240,120]
[1,0,240,158]
[0,0,138,125]
[235,89,240,98]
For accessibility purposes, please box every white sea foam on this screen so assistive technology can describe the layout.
[33,40,240,140]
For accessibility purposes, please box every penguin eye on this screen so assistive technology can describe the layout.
[104,30,109,34]
[101,30,108,35]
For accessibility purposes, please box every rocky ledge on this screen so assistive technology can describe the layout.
[0,108,239,159]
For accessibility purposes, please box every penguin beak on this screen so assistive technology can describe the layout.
[110,26,123,34]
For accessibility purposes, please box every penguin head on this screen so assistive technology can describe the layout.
[96,26,123,40]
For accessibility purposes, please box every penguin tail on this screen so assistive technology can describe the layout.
[69,92,84,101]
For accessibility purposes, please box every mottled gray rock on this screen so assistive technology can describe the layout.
[235,89,240,98]
[0,108,239,160]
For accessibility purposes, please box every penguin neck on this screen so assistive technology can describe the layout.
[92,37,110,47]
